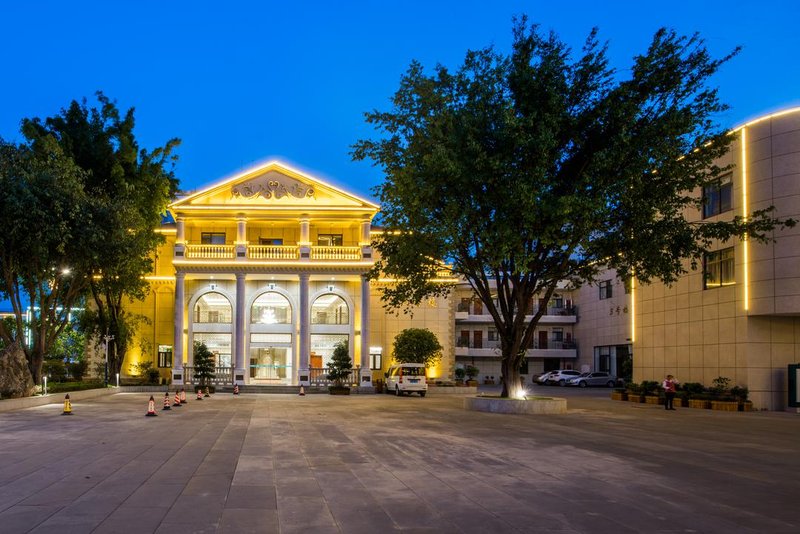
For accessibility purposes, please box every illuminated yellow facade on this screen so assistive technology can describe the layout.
[634,107,800,410]
[125,161,454,387]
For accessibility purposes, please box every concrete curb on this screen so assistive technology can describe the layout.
[0,387,118,412]
[464,395,568,414]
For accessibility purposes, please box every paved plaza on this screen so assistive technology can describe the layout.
[0,388,798,533]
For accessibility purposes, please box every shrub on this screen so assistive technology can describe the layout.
[710,376,731,398]
[67,360,87,381]
[327,340,352,387]
[43,359,67,382]
[641,380,661,396]
[465,365,479,380]
[730,385,749,402]
[454,367,466,380]
[625,381,642,394]
[146,368,161,385]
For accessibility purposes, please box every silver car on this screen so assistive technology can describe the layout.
[567,372,619,388]
[545,370,582,386]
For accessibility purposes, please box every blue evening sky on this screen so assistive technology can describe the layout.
[1,0,798,201]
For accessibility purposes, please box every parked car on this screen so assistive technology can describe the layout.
[384,363,428,397]
[533,371,558,385]
[567,372,619,388]
[545,370,582,386]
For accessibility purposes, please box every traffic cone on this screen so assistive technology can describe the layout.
[180,388,187,404]
[162,392,171,411]
[299,385,305,396]
[61,394,73,415]
[146,395,158,416]
[204,386,210,398]
[196,389,203,400]
[233,384,239,396]
[173,391,182,407]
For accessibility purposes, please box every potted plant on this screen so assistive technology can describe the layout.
[454,367,466,385]
[679,382,704,408]
[731,385,753,412]
[465,365,479,387]
[626,382,645,403]
[709,376,738,411]
[327,340,352,395]
[193,341,216,393]
[641,380,664,405]
[610,387,627,401]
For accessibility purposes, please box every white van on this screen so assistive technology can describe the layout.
[384,363,428,397]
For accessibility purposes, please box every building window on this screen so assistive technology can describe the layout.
[599,280,612,300]
[704,247,735,289]
[552,328,564,342]
[703,173,733,218]
[194,292,232,323]
[552,295,564,309]
[201,232,226,244]
[317,234,343,246]
[259,237,283,245]
[311,294,349,325]
[157,345,172,368]
[488,328,497,342]
[370,352,382,370]
[251,292,292,324]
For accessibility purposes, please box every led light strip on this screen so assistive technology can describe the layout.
[741,128,749,311]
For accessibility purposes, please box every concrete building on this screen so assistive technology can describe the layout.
[633,107,800,410]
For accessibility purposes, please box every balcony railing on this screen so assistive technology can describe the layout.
[310,246,362,260]
[183,366,234,385]
[179,243,365,261]
[248,245,300,260]
[184,244,236,259]
[309,367,361,386]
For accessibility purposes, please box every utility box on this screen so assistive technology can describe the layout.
[789,364,800,408]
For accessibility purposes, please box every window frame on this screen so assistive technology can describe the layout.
[702,173,733,219]
[317,234,343,246]
[703,246,735,289]
[201,232,226,245]
[598,280,612,300]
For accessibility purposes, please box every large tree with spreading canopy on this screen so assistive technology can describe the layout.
[353,18,794,398]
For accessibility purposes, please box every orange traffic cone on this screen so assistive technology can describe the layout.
[196,389,203,400]
[233,384,239,396]
[180,388,187,404]
[173,391,182,407]
[204,386,210,398]
[146,395,158,416]
[299,385,305,396]
[163,392,171,411]
[61,394,73,415]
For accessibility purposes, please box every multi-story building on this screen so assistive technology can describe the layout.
[633,107,800,410]
[123,161,454,387]
[453,282,579,382]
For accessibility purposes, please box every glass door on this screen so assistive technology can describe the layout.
[249,346,292,385]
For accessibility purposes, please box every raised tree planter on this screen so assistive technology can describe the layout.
[464,396,567,415]
[645,395,664,406]
[688,399,711,409]
[627,393,645,403]
[611,390,627,401]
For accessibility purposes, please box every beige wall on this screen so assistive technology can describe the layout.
[634,109,800,410]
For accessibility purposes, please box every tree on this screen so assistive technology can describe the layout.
[353,18,795,398]
[0,138,97,384]
[22,93,180,379]
[392,328,443,368]
[192,341,216,389]
[326,340,352,388]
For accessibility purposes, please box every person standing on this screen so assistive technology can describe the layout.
[663,374,678,410]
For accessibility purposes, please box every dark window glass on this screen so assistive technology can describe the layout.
[201,232,226,244]
[317,234,343,246]
[599,280,612,300]
[703,174,733,218]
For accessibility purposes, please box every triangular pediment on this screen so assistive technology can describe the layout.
[170,161,379,213]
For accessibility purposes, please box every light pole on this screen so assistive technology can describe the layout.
[103,333,114,387]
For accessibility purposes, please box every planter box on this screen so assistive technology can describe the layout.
[645,395,664,405]
[688,399,711,409]
[711,400,739,411]
[677,397,689,407]
[611,391,627,401]
[739,401,754,412]
[328,387,351,395]
[627,394,645,403]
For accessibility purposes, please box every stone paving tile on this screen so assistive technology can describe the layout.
[277,496,337,531]
[218,508,279,533]
[225,484,277,509]
[160,494,225,526]
[93,505,170,534]
[0,504,62,534]
[123,482,185,508]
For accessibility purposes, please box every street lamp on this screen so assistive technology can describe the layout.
[103,333,114,387]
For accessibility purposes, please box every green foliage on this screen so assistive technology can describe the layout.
[47,380,104,393]
[192,341,216,387]
[131,361,153,377]
[353,17,793,398]
[67,360,87,381]
[42,359,67,382]
[625,382,642,395]
[391,328,443,367]
[710,376,731,397]
[641,381,661,395]
[680,382,706,398]
[454,367,466,380]
[730,385,749,402]
[0,138,95,384]
[465,365,480,380]
[326,340,352,387]
[21,92,180,380]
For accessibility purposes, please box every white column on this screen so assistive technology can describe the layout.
[359,217,371,246]
[360,275,372,387]
[299,216,310,245]
[234,272,246,384]
[176,217,185,243]
[235,217,247,260]
[172,272,185,384]
[298,273,310,385]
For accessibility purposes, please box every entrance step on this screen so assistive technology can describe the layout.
[215,385,328,394]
